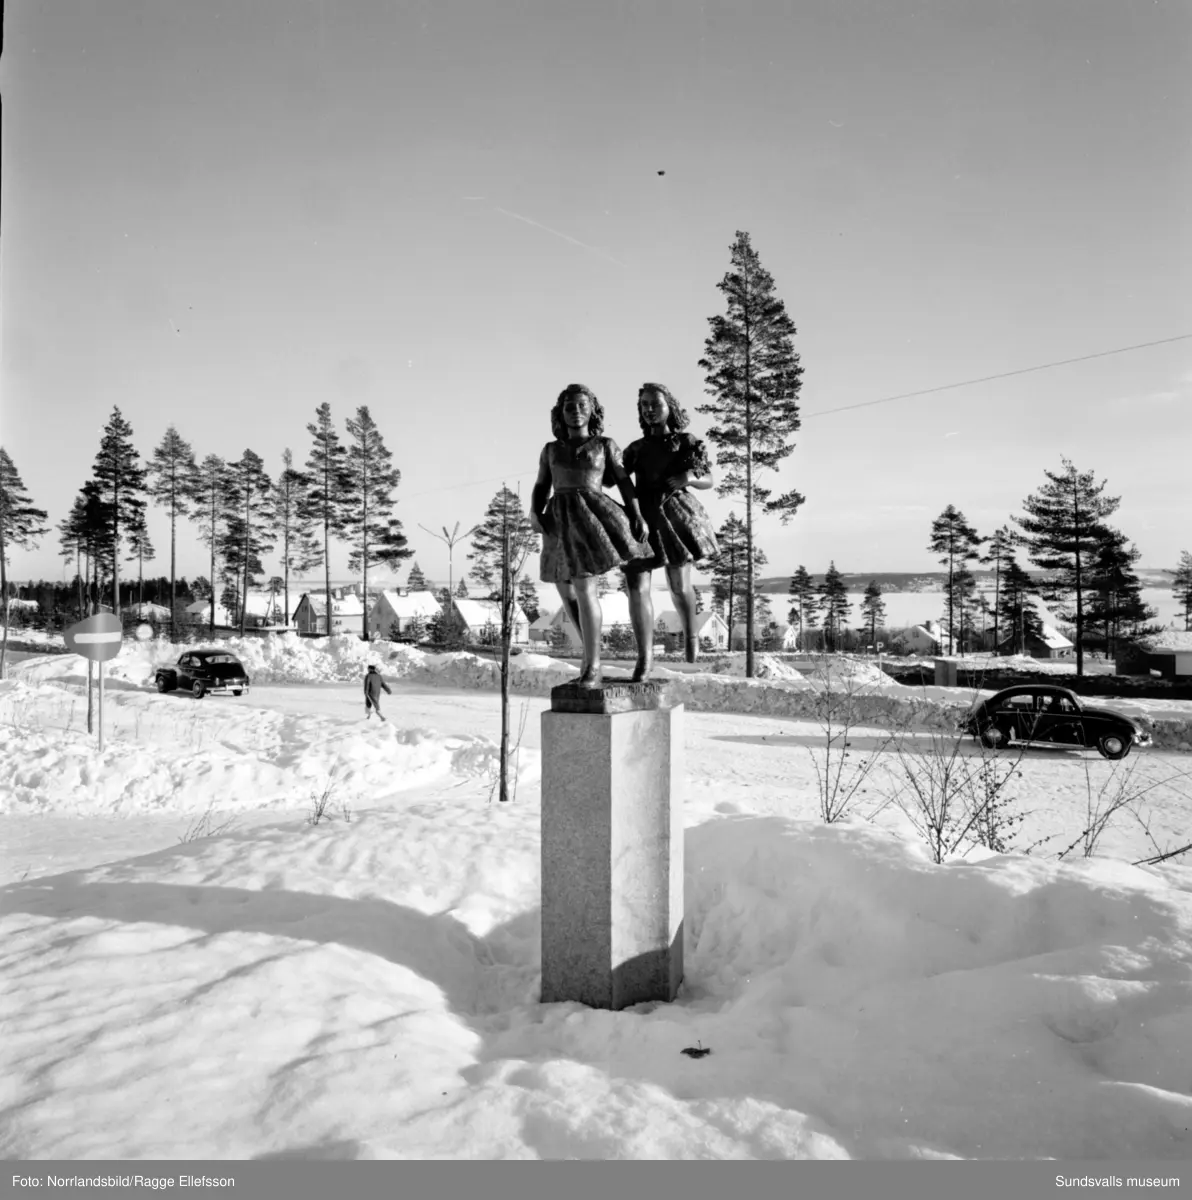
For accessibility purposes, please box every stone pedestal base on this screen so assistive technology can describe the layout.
[540,682,684,1009]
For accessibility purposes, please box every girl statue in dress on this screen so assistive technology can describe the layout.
[623,382,719,680]
[530,383,652,686]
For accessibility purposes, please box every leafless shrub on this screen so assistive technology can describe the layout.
[308,775,338,826]
[179,802,240,843]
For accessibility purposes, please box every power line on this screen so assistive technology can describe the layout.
[400,333,1192,502]
[802,333,1192,418]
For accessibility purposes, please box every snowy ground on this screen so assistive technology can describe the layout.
[1,634,1191,1160]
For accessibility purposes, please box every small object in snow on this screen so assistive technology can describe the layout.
[681,1042,711,1059]
[657,170,666,175]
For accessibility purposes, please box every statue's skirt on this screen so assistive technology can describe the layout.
[539,487,652,584]
[629,487,720,573]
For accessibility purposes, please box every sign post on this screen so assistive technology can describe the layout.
[64,613,124,752]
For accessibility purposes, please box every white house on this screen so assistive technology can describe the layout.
[450,597,530,644]
[729,620,800,651]
[292,592,366,635]
[185,599,234,627]
[902,619,951,655]
[128,602,172,622]
[368,589,443,639]
[691,610,730,650]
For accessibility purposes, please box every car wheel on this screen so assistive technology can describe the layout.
[232,689,242,696]
[1097,734,1130,760]
[979,723,1011,750]
[192,681,206,699]
[155,676,169,693]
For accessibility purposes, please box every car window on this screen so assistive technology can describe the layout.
[180,655,193,668]
[1003,695,1034,709]
[1036,695,1054,711]
[1057,697,1077,713]
[208,655,236,664]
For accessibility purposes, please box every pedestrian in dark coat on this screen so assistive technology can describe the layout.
[364,664,391,721]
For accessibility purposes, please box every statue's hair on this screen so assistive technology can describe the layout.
[551,383,605,440]
[637,382,690,435]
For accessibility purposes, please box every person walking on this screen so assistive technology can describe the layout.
[364,663,391,721]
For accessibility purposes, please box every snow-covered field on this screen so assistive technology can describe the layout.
[1,633,1191,1160]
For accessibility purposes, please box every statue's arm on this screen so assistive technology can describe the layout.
[666,435,714,492]
[605,439,647,541]
[529,445,554,534]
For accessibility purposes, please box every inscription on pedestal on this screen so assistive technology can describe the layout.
[550,679,676,715]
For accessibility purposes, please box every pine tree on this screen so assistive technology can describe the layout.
[407,561,429,592]
[980,526,1016,654]
[1169,550,1192,632]
[222,450,275,635]
[517,575,541,623]
[787,565,819,652]
[709,512,767,641]
[125,510,156,607]
[860,580,887,650]
[303,403,351,636]
[819,562,851,651]
[273,449,318,630]
[1087,529,1158,656]
[146,426,197,634]
[455,578,469,598]
[467,487,538,598]
[927,505,984,655]
[1013,458,1120,676]
[948,564,980,652]
[0,449,50,678]
[57,495,89,620]
[188,455,229,634]
[90,408,148,620]
[344,406,412,639]
[697,231,804,678]
[997,559,1043,655]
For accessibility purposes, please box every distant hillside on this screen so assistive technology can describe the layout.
[754,568,1177,594]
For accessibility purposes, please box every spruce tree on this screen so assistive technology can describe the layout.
[997,559,1043,655]
[517,575,541,624]
[455,578,469,598]
[406,561,429,592]
[344,406,411,638]
[222,450,275,635]
[273,449,318,630]
[927,505,984,655]
[146,427,198,634]
[697,231,804,678]
[819,561,851,652]
[948,564,980,652]
[1013,458,1120,676]
[188,455,229,634]
[980,526,1016,654]
[709,512,767,641]
[0,449,50,678]
[1087,529,1158,655]
[90,408,148,620]
[467,487,538,598]
[860,580,888,650]
[787,565,819,653]
[1169,550,1192,632]
[303,403,351,636]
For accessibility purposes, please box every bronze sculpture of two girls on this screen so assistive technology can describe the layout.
[531,382,719,686]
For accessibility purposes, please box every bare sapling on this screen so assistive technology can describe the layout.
[307,773,339,826]
[179,802,241,844]
[806,654,891,823]
[488,700,531,804]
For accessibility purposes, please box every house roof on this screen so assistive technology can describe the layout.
[1138,631,1192,652]
[300,593,364,617]
[1037,624,1074,650]
[374,590,442,619]
[452,597,528,628]
[693,611,728,633]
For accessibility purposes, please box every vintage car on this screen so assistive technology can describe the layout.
[155,649,251,699]
[958,684,1150,760]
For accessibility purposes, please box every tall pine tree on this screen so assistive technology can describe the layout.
[1087,529,1157,656]
[303,404,351,636]
[188,455,230,634]
[819,562,851,652]
[860,580,887,650]
[1013,458,1120,676]
[927,504,984,655]
[344,406,411,639]
[697,231,804,678]
[980,525,1016,655]
[91,408,148,620]
[0,449,49,679]
[146,426,198,633]
[272,448,318,630]
[787,565,819,652]
[222,450,275,635]
[125,509,156,607]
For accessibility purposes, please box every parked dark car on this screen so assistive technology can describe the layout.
[155,650,251,699]
[958,684,1150,760]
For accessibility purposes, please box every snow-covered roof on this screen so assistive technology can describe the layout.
[1037,624,1074,650]
[374,590,442,619]
[1139,631,1192,652]
[301,594,365,618]
[452,597,528,628]
[129,603,171,618]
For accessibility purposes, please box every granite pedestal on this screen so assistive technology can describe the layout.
[540,679,684,1009]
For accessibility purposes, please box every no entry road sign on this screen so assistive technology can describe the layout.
[64,613,124,663]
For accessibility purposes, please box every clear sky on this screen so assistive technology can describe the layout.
[3,0,1190,590]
